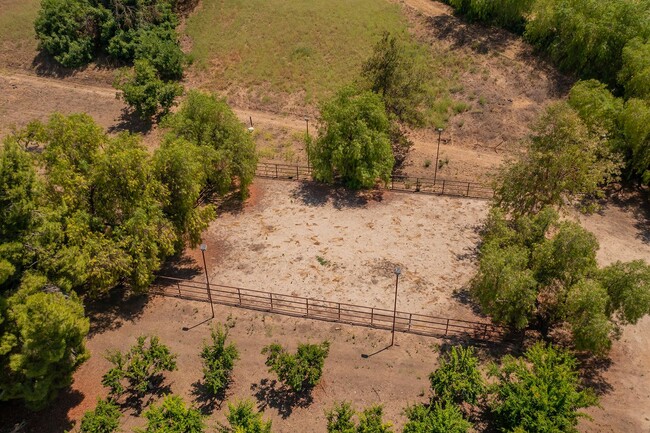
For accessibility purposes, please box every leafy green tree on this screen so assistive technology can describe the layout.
[567,80,623,135]
[310,87,393,189]
[362,32,431,126]
[326,402,392,433]
[599,260,650,325]
[489,343,597,433]
[472,207,650,353]
[115,59,183,118]
[163,90,258,198]
[262,341,330,392]
[220,400,272,433]
[0,275,89,409]
[137,395,204,433]
[619,98,650,183]
[402,403,472,433]
[200,324,239,399]
[34,0,99,67]
[153,138,215,247]
[100,0,179,62]
[356,406,392,433]
[619,38,650,100]
[102,335,177,401]
[428,346,484,406]
[135,28,186,81]
[495,102,620,215]
[326,402,356,433]
[78,398,121,433]
[525,0,650,86]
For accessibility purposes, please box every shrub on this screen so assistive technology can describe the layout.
[326,402,393,433]
[135,28,186,81]
[220,400,272,433]
[446,0,533,32]
[402,403,472,433]
[428,346,484,406]
[78,398,121,433]
[200,324,239,398]
[115,59,183,118]
[489,343,597,433]
[137,395,204,433]
[310,87,393,189]
[102,335,177,400]
[34,0,99,67]
[261,341,330,392]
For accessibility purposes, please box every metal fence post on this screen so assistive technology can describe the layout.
[441,180,446,195]
[296,166,299,179]
[177,282,181,297]
[467,183,471,197]
[275,164,278,178]
[269,293,273,311]
[416,178,420,192]
[237,287,242,305]
[370,308,374,326]
[408,313,412,332]
[338,303,341,320]
[306,298,309,317]
[445,318,450,335]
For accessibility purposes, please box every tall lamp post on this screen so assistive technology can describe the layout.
[304,117,311,170]
[391,267,401,346]
[200,243,215,319]
[433,127,444,185]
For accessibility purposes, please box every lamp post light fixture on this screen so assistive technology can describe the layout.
[200,243,215,319]
[391,267,401,347]
[248,116,254,133]
[434,127,444,185]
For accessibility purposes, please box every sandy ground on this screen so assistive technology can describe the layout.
[202,179,488,319]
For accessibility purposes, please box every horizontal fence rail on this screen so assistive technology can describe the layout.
[255,162,493,199]
[153,276,506,342]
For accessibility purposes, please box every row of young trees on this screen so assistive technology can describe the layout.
[78,327,594,433]
[0,91,257,409]
[444,0,650,187]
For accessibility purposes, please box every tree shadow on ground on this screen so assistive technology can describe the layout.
[422,14,573,97]
[118,377,173,416]
[599,186,650,245]
[439,333,524,363]
[451,286,484,317]
[190,380,228,415]
[250,378,314,419]
[85,286,149,338]
[107,108,154,135]
[291,181,384,210]
[158,253,203,280]
[576,354,614,396]
[31,50,122,78]
[0,389,83,433]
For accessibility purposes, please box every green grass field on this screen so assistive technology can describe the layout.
[0,0,39,57]
[185,0,410,104]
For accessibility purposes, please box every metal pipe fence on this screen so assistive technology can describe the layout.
[255,162,493,199]
[153,276,506,342]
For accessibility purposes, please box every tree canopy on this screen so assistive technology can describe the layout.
[310,87,394,189]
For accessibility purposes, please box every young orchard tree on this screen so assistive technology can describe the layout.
[0,274,89,410]
[102,335,177,402]
[115,59,183,119]
[163,90,258,198]
[138,395,205,433]
[489,343,597,433]
[428,346,484,407]
[402,403,472,433]
[325,402,393,433]
[495,102,620,216]
[219,400,272,433]
[310,87,394,189]
[78,398,121,433]
[262,341,330,392]
[362,32,431,127]
[200,324,239,399]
